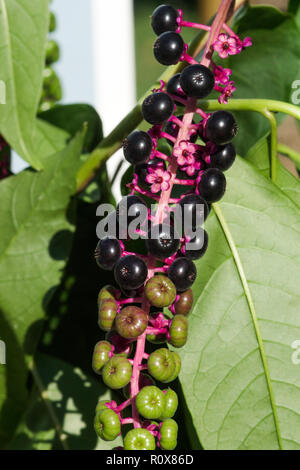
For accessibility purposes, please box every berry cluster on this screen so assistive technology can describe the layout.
[92,3,251,450]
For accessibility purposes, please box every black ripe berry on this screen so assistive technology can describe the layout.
[114,255,148,291]
[151,4,178,36]
[185,229,208,260]
[198,168,226,203]
[166,74,186,103]
[154,32,184,66]
[95,237,121,271]
[210,143,236,171]
[142,92,174,125]
[135,158,166,190]
[168,257,197,292]
[179,194,209,232]
[146,224,180,260]
[206,111,238,145]
[123,131,153,165]
[180,64,215,99]
[117,195,147,225]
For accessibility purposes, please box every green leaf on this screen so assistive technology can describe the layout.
[9,353,123,450]
[0,131,85,445]
[0,0,50,169]
[179,156,300,449]
[288,0,300,28]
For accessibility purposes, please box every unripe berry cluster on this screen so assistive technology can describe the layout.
[92,3,251,450]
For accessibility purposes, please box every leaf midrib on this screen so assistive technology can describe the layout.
[213,202,283,450]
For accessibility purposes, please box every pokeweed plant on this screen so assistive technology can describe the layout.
[1,0,300,451]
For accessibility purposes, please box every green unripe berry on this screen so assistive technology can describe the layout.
[98,285,116,305]
[160,418,178,450]
[46,40,60,65]
[39,100,55,113]
[136,385,165,419]
[98,298,118,331]
[94,408,121,441]
[159,389,178,419]
[49,11,56,32]
[174,289,193,316]
[167,352,181,381]
[147,348,176,383]
[169,314,188,348]
[146,331,166,344]
[92,340,112,374]
[123,428,156,450]
[145,275,176,308]
[95,399,109,414]
[115,306,148,339]
[102,356,132,390]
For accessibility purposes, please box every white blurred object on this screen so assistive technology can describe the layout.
[91,0,136,200]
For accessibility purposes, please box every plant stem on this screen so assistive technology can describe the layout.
[261,109,278,182]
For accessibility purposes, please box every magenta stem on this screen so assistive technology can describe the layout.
[222,22,239,38]
[115,398,132,413]
[118,297,143,305]
[181,52,198,65]
[159,131,176,143]
[180,20,211,31]
[169,115,184,127]
[174,178,196,186]
[121,418,134,425]
[155,150,171,161]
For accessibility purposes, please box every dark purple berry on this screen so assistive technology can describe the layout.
[151,5,178,35]
[205,111,238,145]
[198,168,226,203]
[166,74,186,101]
[135,158,166,190]
[174,289,193,316]
[94,237,121,271]
[142,92,174,125]
[168,257,197,292]
[146,224,180,260]
[154,32,184,66]
[185,229,208,260]
[123,130,153,165]
[178,194,209,233]
[114,255,148,291]
[180,64,215,98]
[210,143,236,171]
[116,195,147,225]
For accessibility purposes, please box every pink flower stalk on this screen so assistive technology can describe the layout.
[213,63,232,85]
[213,33,240,58]
[218,80,236,104]
[146,167,172,193]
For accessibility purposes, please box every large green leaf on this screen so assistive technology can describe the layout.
[0,131,85,446]
[179,156,300,449]
[9,353,123,450]
[0,0,50,169]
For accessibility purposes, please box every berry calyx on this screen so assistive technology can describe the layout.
[115,306,148,339]
[198,168,226,203]
[116,195,148,225]
[180,64,215,98]
[145,274,176,308]
[154,32,184,66]
[174,289,193,316]
[98,298,118,331]
[142,92,174,125]
[178,194,209,232]
[146,224,180,260]
[168,257,197,292]
[210,143,236,171]
[151,4,178,36]
[159,389,178,419]
[185,229,208,260]
[92,340,112,374]
[124,428,156,450]
[135,158,166,190]
[169,314,188,348]
[147,348,176,383]
[205,110,238,145]
[102,356,132,390]
[94,408,121,441]
[114,255,148,291]
[123,130,153,165]
[160,418,178,450]
[94,237,121,271]
[136,385,166,419]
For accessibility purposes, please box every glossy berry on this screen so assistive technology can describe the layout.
[124,428,156,450]
[178,194,209,233]
[210,143,236,171]
[160,418,178,450]
[145,274,176,308]
[169,314,188,348]
[114,255,148,291]
[148,348,176,383]
[168,257,197,292]
[97,285,116,305]
[166,74,186,102]
[160,389,178,419]
[98,298,118,331]
[94,408,121,441]
[92,340,112,374]
[123,130,153,165]
[146,224,180,260]
[135,157,166,190]
[198,168,226,203]
[115,306,148,339]
[167,352,181,382]
[123,373,155,399]
[205,111,238,145]
[94,237,121,271]
[174,289,194,316]
[151,4,178,35]
[116,195,147,225]
[102,356,132,390]
[136,385,166,419]
[95,399,109,415]
[180,64,215,98]
[154,32,184,66]
[185,229,208,260]
[142,92,174,125]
